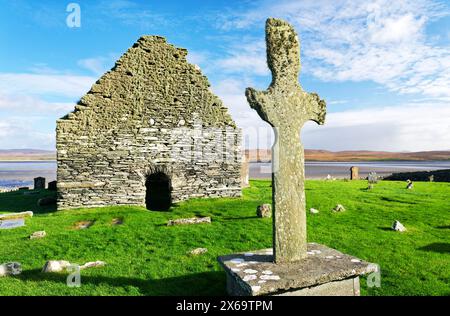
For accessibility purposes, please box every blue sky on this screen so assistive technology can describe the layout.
[0,0,449,151]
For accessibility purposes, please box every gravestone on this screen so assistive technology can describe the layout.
[350,166,359,180]
[48,180,57,191]
[34,177,45,190]
[218,18,376,296]
[368,172,378,184]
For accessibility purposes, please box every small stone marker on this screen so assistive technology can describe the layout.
[406,180,413,189]
[392,220,406,232]
[218,18,376,296]
[429,175,434,182]
[310,208,319,214]
[0,262,22,277]
[188,248,208,256]
[333,204,346,212]
[350,166,359,180]
[368,172,378,184]
[48,180,57,191]
[73,220,94,230]
[43,260,106,272]
[79,261,106,270]
[256,204,271,218]
[29,231,46,239]
[167,217,211,226]
[34,177,46,190]
[42,260,71,273]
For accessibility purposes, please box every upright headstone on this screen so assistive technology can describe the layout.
[350,166,359,180]
[218,18,376,296]
[368,172,377,184]
[48,180,57,191]
[34,177,46,190]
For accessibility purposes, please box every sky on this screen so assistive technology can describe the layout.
[0,0,449,152]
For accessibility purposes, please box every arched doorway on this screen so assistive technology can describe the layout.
[145,172,172,211]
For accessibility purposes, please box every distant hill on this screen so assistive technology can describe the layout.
[245,149,450,162]
[1,148,449,162]
[0,149,56,161]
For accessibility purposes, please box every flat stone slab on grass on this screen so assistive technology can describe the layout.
[73,220,95,230]
[167,217,211,226]
[0,218,25,230]
[0,211,33,221]
[218,243,377,296]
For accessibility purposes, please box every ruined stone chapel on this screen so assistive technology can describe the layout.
[56,36,242,210]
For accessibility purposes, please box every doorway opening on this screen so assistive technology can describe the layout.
[145,172,172,211]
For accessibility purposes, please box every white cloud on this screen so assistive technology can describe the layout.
[0,117,55,149]
[0,73,96,99]
[216,0,450,98]
[212,77,450,151]
[77,54,119,76]
[0,93,75,115]
[301,102,450,151]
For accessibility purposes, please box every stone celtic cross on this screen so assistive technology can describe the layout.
[246,18,326,263]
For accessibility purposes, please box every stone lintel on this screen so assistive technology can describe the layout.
[217,243,377,296]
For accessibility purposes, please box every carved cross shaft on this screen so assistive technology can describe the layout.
[246,18,326,263]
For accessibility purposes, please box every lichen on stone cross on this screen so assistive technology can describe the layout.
[246,18,326,263]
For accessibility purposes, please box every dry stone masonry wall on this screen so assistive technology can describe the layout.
[57,36,242,210]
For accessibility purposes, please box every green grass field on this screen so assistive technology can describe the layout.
[0,180,449,296]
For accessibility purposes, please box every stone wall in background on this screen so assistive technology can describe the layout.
[56,36,242,210]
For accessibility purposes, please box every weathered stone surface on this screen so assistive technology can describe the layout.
[0,211,33,221]
[73,220,94,230]
[406,180,413,189]
[310,208,319,214]
[245,18,326,263]
[42,260,106,272]
[333,204,346,212]
[392,220,406,232]
[188,248,208,255]
[34,177,45,190]
[218,243,376,296]
[42,260,72,273]
[275,277,360,296]
[29,231,46,239]
[56,36,242,210]
[350,166,359,180]
[0,262,22,277]
[256,204,272,218]
[37,197,57,206]
[79,261,106,270]
[167,216,211,226]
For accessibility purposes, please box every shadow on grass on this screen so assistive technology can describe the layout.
[378,227,393,231]
[15,269,226,295]
[435,225,450,229]
[418,243,450,254]
[379,196,417,204]
[0,190,57,214]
